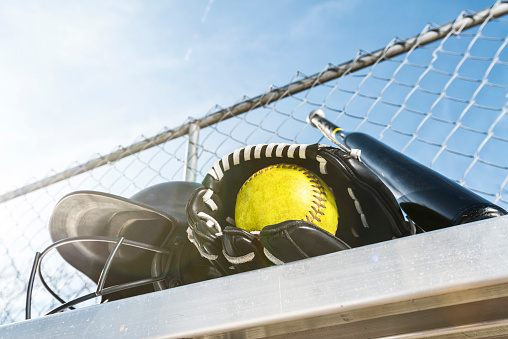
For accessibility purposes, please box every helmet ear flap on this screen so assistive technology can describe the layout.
[102,217,220,303]
[151,221,223,293]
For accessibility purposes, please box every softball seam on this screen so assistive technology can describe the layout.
[237,163,329,225]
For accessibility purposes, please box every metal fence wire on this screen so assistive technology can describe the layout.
[1,1,507,325]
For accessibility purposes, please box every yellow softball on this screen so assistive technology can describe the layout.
[235,163,338,234]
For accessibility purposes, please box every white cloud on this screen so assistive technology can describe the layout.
[289,0,361,39]
[0,0,367,193]
[185,48,193,61]
[201,0,214,23]
[0,0,198,192]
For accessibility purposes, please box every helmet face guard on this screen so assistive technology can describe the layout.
[27,182,221,319]
[27,235,171,318]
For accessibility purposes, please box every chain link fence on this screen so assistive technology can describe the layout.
[1,1,507,325]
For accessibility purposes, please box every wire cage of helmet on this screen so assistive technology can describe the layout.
[26,234,177,319]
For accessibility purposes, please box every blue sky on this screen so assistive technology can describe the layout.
[0,0,496,192]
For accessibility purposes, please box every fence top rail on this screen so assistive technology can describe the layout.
[0,1,506,204]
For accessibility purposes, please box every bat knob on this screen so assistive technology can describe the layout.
[307,109,326,127]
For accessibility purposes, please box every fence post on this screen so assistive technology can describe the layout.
[184,122,200,182]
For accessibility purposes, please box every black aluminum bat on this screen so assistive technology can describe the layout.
[308,109,506,231]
